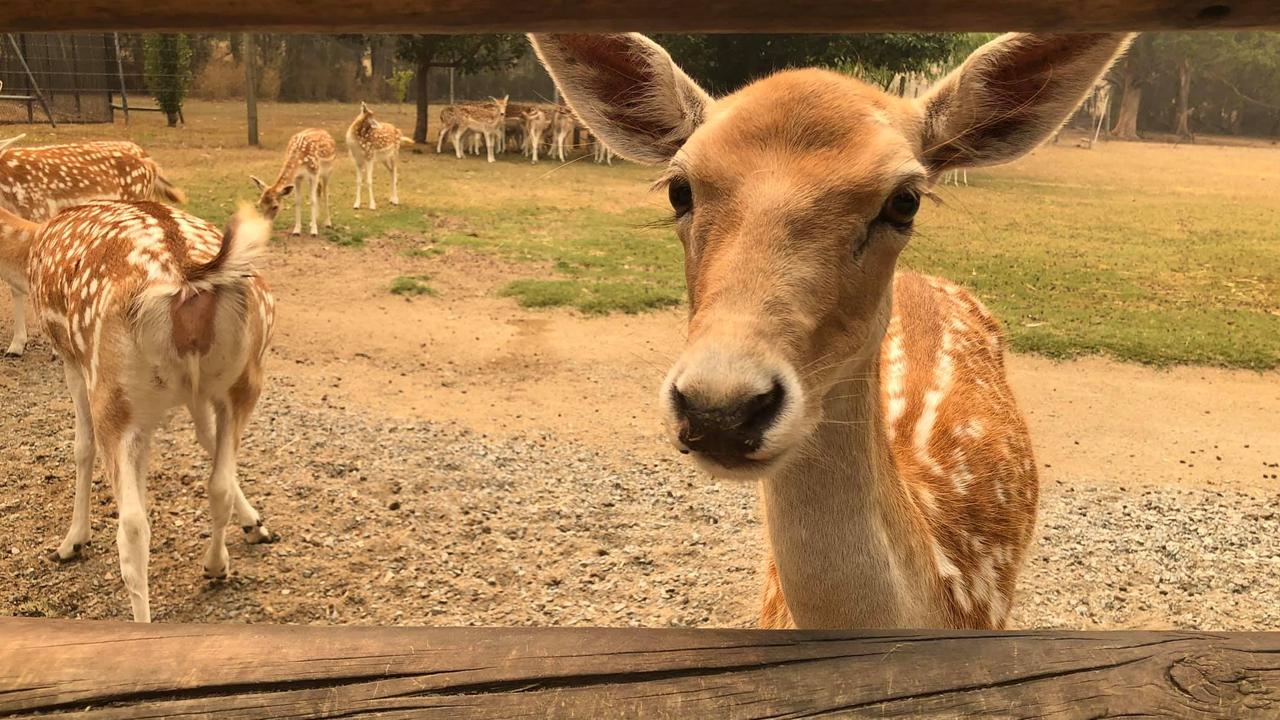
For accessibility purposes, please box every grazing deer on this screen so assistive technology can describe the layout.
[550,107,578,162]
[521,107,552,164]
[347,102,411,210]
[440,97,509,163]
[251,128,335,237]
[533,32,1130,629]
[0,200,277,623]
[0,134,186,357]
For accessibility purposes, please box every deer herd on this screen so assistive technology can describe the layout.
[0,33,1131,626]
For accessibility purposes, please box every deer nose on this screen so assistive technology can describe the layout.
[672,380,786,463]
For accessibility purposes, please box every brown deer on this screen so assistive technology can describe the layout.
[438,97,509,163]
[550,106,578,162]
[0,134,186,356]
[533,32,1131,629]
[521,106,552,164]
[0,200,278,622]
[251,128,335,237]
[347,102,411,210]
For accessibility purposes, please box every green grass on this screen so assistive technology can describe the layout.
[389,274,437,297]
[26,101,1278,369]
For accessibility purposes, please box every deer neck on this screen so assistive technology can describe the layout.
[0,207,37,290]
[760,338,939,629]
[273,154,304,190]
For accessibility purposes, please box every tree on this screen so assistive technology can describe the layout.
[395,35,527,144]
[653,34,973,96]
[142,34,193,127]
[1109,34,1159,140]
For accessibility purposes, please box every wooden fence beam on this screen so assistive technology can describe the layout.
[2,618,1279,718]
[1,0,1279,33]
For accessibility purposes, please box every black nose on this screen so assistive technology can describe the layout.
[672,380,786,463]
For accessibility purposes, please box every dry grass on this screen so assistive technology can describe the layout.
[5,100,1278,367]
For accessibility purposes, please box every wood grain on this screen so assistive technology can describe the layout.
[1,0,1278,33]
[2,618,1278,718]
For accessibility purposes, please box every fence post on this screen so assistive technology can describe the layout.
[244,32,258,146]
[7,33,56,128]
[112,33,130,125]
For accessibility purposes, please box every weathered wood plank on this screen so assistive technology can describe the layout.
[1,0,1278,33]
[1,619,1278,718]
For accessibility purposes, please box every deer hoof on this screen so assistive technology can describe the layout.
[48,542,86,563]
[243,521,278,545]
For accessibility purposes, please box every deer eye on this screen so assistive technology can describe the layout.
[668,178,693,217]
[879,188,921,227]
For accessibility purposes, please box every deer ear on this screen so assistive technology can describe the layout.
[249,175,267,192]
[918,33,1132,172]
[529,33,711,165]
[278,184,295,198]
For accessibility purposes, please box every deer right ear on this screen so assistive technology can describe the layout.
[250,175,267,192]
[529,33,711,164]
[278,184,295,198]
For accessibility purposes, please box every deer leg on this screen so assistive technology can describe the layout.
[202,400,236,580]
[308,174,320,236]
[484,131,494,163]
[52,362,94,562]
[352,158,363,209]
[103,417,153,623]
[322,172,333,227]
[386,156,399,206]
[5,285,27,357]
[452,129,464,159]
[290,177,303,236]
[365,160,377,211]
[229,366,274,544]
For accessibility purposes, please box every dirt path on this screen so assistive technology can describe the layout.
[269,236,1280,497]
[2,237,1278,630]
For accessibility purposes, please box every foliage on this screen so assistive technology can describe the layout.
[390,275,437,296]
[388,69,415,103]
[142,34,193,125]
[394,34,527,77]
[395,34,527,142]
[1111,32,1280,138]
[653,33,973,94]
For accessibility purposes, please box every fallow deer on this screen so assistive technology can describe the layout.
[521,107,552,164]
[251,128,335,237]
[0,134,186,357]
[550,107,578,162]
[347,102,411,210]
[533,32,1131,629]
[439,97,509,163]
[0,200,278,623]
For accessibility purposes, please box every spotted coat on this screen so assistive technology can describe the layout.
[14,199,277,623]
[0,140,185,222]
[761,271,1038,630]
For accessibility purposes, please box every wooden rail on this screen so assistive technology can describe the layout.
[2,0,1279,33]
[2,618,1278,718]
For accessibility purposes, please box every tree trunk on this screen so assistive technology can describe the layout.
[1174,58,1193,141]
[166,110,179,127]
[413,55,430,144]
[1111,71,1141,140]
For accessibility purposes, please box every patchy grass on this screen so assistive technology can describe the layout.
[389,274,436,297]
[21,100,1279,368]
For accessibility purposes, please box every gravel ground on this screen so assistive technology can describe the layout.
[2,361,1278,630]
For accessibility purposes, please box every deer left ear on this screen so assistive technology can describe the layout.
[918,33,1133,172]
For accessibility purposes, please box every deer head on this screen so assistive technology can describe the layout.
[532,33,1130,478]
[249,175,294,221]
